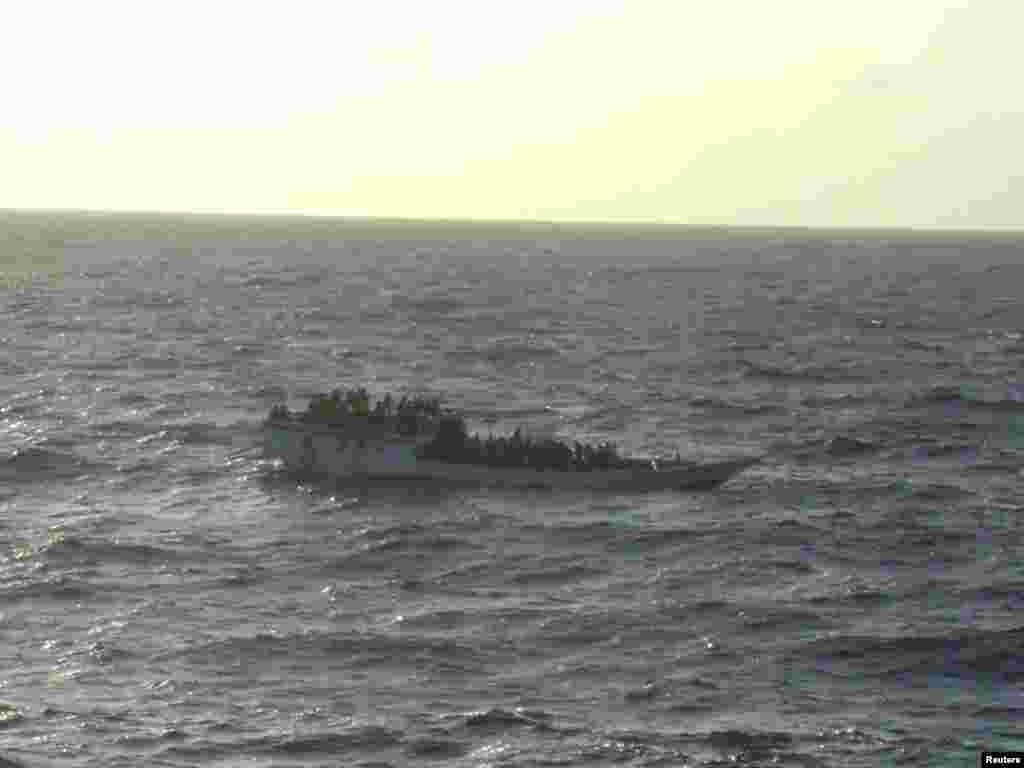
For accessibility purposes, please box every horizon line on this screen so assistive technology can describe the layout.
[3,205,1023,238]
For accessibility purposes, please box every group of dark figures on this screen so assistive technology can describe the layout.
[269,389,441,436]
[419,413,625,472]
[268,388,630,472]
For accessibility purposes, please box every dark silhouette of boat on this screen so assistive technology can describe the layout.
[263,389,760,492]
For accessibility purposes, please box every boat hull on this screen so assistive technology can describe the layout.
[263,421,758,493]
[297,460,757,492]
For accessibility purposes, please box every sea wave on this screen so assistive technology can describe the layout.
[0,447,103,482]
[690,396,788,417]
[1,575,94,603]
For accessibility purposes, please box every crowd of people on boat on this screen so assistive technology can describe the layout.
[419,413,624,472]
[268,389,441,435]
[269,389,627,471]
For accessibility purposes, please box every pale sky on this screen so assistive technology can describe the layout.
[1,0,1021,229]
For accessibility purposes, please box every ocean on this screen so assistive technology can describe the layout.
[1,210,1022,767]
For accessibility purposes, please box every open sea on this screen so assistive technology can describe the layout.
[1,210,1023,767]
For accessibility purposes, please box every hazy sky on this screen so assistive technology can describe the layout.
[2,0,1020,228]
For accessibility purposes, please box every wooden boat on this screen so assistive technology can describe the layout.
[263,391,759,492]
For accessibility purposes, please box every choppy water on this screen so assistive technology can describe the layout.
[1,210,1023,767]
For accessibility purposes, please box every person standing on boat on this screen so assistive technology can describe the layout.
[347,388,370,417]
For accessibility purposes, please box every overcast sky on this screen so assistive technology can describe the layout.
[1,0,1020,229]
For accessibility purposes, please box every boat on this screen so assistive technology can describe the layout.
[262,389,760,492]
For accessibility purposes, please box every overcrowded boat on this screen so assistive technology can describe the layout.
[263,388,760,492]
